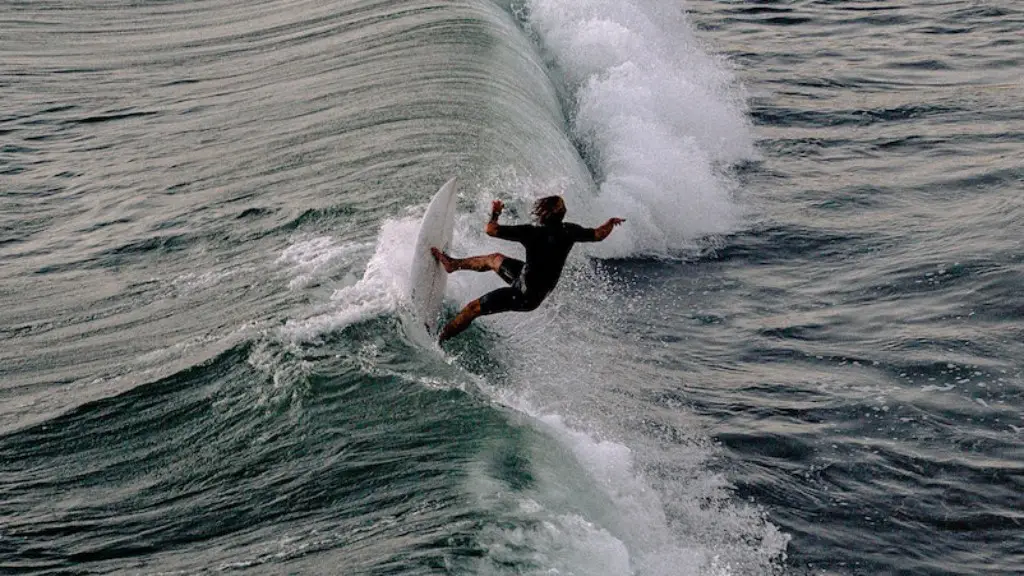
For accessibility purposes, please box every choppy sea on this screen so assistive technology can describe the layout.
[2,0,1021,574]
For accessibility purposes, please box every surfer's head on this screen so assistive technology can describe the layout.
[532,195,566,225]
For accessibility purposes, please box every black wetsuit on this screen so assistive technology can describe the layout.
[478,222,598,315]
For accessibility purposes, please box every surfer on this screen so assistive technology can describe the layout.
[431,195,624,342]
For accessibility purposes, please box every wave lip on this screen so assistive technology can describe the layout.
[525,0,755,255]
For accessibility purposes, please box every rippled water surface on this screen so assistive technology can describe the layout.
[2,0,1021,574]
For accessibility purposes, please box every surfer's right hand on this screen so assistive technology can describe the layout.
[491,199,504,215]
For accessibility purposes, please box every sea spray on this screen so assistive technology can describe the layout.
[523,0,755,255]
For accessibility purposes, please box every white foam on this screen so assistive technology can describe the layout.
[461,399,637,575]
[274,200,511,343]
[279,219,419,341]
[463,383,788,575]
[477,506,634,575]
[276,236,371,290]
[526,0,755,256]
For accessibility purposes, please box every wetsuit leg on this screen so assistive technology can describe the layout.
[437,259,537,342]
[496,258,524,286]
[478,285,543,315]
[478,288,525,315]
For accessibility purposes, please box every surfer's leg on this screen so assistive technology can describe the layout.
[431,247,504,274]
[438,287,528,343]
[438,299,482,343]
[440,287,532,342]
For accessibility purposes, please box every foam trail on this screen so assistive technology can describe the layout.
[276,236,371,290]
[525,0,755,255]
[280,219,420,341]
[469,375,788,576]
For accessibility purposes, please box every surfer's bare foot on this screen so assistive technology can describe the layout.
[430,247,455,273]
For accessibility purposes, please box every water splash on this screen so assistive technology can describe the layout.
[525,0,755,255]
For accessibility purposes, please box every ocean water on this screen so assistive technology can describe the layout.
[1,0,1021,574]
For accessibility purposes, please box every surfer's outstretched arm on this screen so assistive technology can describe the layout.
[574,217,625,242]
[593,217,625,241]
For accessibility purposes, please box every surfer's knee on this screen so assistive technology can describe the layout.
[454,299,483,322]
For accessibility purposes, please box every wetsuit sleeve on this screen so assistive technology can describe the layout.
[564,222,600,242]
[493,224,536,243]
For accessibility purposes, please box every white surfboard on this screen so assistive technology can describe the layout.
[409,177,458,335]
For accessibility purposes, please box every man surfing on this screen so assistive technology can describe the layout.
[431,195,625,342]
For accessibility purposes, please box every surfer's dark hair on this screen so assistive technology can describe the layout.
[532,195,566,225]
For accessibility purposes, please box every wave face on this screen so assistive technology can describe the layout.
[16,0,1019,574]
[8,0,1021,575]
[1,0,782,575]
